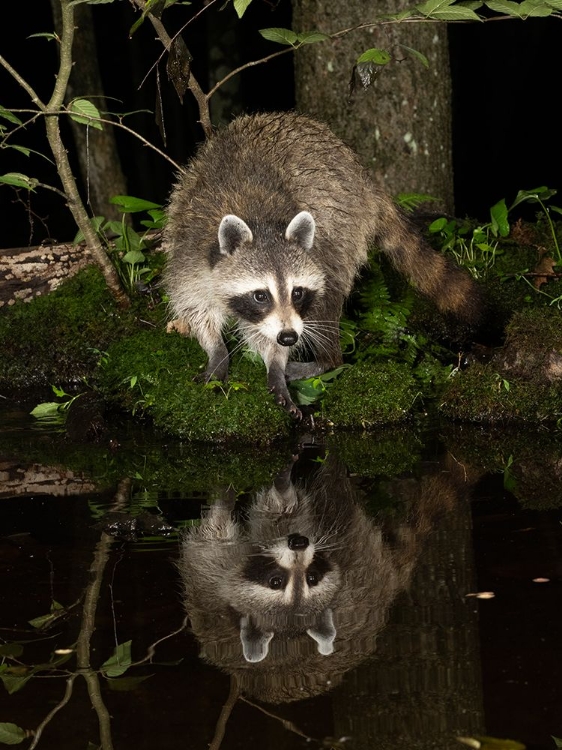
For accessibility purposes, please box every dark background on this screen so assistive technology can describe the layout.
[1,1,560,249]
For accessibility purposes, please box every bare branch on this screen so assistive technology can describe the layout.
[0,54,46,109]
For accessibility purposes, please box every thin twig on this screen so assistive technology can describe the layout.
[208,674,240,750]
[130,615,189,667]
[28,675,77,750]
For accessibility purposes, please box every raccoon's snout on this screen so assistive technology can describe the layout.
[277,329,298,347]
[287,533,309,550]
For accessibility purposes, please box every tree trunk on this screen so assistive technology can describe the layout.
[292,0,454,214]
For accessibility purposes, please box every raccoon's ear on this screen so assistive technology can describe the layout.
[285,211,315,251]
[240,615,274,663]
[307,608,336,656]
[218,215,253,255]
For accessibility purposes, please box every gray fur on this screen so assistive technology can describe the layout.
[163,111,482,418]
[178,453,467,702]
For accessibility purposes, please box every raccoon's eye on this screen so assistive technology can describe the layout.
[268,575,284,589]
[253,290,269,304]
[292,287,304,302]
[306,571,319,587]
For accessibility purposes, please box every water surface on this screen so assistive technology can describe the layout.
[0,400,560,750]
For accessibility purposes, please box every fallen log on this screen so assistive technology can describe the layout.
[0,241,93,308]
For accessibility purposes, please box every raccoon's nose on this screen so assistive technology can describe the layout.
[277,329,298,347]
[288,533,309,550]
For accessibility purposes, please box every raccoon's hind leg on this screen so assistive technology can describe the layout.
[201,338,230,383]
[191,315,230,383]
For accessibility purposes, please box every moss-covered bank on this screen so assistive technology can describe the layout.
[1,212,562,441]
[440,307,562,424]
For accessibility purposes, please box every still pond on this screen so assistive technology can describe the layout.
[0,398,560,750]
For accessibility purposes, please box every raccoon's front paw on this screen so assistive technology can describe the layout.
[270,386,302,420]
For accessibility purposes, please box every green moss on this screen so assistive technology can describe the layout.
[440,305,562,423]
[96,328,290,444]
[439,364,562,423]
[504,306,562,360]
[0,402,292,500]
[0,267,136,388]
[326,426,423,477]
[321,361,418,428]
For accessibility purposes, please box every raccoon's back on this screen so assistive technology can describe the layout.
[164,112,376,274]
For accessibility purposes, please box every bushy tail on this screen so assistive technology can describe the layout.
[373,194,483,325]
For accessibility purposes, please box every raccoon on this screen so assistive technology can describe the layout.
[163,111,482,418]
[178,452,465,703]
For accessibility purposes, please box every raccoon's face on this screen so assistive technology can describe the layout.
[242,533,340,615]
[216,212,325,348]
[233,533,340,663]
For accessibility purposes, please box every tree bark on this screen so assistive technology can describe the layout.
[292,0,454,214]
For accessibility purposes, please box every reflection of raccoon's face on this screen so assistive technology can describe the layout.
[180,466,348,663]
[242,534,340,615]
[179,452,466,703]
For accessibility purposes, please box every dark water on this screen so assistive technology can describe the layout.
[1,399,561,750]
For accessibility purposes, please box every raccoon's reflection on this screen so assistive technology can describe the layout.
[178,452,464,703]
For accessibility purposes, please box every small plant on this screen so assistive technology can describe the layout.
[30,385,83,425]
[74,195,165,295]
[428,200,508,280]
[429,186,562,281]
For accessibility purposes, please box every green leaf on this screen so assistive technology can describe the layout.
[101,641,132,677]
[430,5,483,16]
[233,0,253,18]
[110,195,162,213]
[397,192,439,212]
[546,0,562,7]
[552,737,562,749]
[417,0,483,16]
[73,216,106,244]
[30,402,63,419]
[416,0,455,14]
[0,674,32,695]
[122,249,146,265]
[485,0,525,14]
[0,723,27,744]
[0,644,23,658]
[296,31,330,45]
[259,27,299,46]
[490,198,509,237]
[140,207,167,229]
[28,601,65,629]
[7,145,31,157]
[0,172,38,190]
[291,366,348,405]
[357,48,391,65]
[429,217,449,232]
[69,99,103,130]
[27,33,58,41]
[0,107,22,125]
[519,0,554,14]
[509,186,557,210]
[398,45,429,68]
